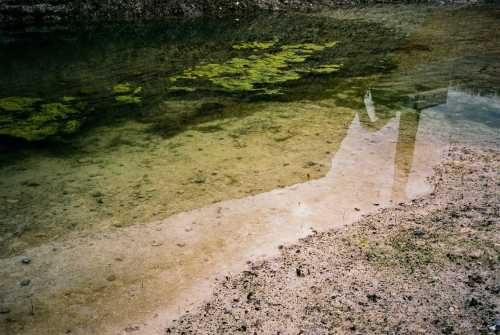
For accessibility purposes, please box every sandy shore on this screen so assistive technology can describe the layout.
[167,144,499,334]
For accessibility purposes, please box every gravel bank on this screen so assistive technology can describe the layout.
[167,144,499,334]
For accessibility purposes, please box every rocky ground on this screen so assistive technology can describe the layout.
[167,144,499,334]
[0,0,485,27]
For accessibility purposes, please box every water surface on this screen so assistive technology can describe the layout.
[0,4,499,335]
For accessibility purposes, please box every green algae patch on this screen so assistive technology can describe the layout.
[116,95,142,104]
[310,64,343,74]
[113,83,143,104]
[232,41,276,50]
[168,41,343,96]
[0,97,41,112]
[113,83,133,94]
[61,96,77,103]
[169,86,196,93]
[0,97,85,141]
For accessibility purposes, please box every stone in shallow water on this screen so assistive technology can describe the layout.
[20,279,31,287]
[106,274,117,282]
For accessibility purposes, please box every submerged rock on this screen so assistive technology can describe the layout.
[20,279,31,287]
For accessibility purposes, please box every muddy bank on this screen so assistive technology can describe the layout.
[0,0,484,27]
[167,145,499,334]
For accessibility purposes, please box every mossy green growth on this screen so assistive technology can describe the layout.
[232,41,276,50]
[0,97,41,112]
[0,97,85,141]
[168,41,342,96]
[61,96,77,103]
[169,86,196,92]
[310,64,343,74]
[113,83,143,104]
[115,95,142,104]
[112,83,133,94]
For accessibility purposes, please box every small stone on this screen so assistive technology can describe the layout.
[354,208,360,212]
[151,241,163,247]
[177,243,186,248]
[20,279,31,287]
[91,191,103,198]
[0,307,10,314]
[469,249,483,259]
[21,256,31,264]
[124,325,140,332]
[467,297,480,307]
[467,273,484,286]
[367,294,379,302]
[106,275,117,282]
[21,181,40,187]
[414,229,426,237]
[304,161,317,168]
[192,177,206,184]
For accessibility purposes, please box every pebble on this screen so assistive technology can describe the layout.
[21,256,31,264]
[124,325,140,332]
[414,229,426,237]
[467,297,480,307]
[367,294,380,302]
[91,191,103,198]
[106,275,117,282]
[0,307,10,314]
[20,279,31,287]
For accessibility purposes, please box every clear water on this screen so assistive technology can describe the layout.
[0,5,499,258]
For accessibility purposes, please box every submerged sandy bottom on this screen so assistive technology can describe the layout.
[0,103,449,334]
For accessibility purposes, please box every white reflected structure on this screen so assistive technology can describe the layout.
[364,89,379,122]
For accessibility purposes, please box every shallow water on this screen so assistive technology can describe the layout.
[0,4,499,335]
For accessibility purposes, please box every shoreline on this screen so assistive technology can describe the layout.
[166,143,499,334]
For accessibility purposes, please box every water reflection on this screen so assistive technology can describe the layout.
[0,98,444,335]
[1,83,499,335]
[1,5,500,334]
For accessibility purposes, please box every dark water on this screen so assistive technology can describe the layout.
[0,5,499,256]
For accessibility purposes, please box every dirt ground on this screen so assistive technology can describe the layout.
[166,144,499,334]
